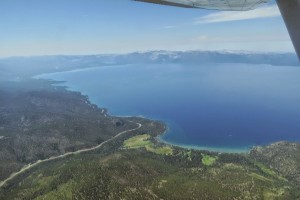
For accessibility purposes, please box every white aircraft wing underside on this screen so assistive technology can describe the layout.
[135,0,271,11]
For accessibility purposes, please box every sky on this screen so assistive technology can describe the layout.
[0,0,294,57]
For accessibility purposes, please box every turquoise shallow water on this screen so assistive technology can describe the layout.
[36,63,300,152]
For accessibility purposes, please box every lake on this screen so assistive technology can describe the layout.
[36,63,300,152]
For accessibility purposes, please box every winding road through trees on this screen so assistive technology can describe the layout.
[0,122,142,188]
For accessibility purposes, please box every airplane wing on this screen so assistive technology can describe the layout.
[135,0,194,8]
[276,0,300,60]
[135,0,271,11]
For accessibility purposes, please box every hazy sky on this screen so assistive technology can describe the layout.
[0,0,294,57]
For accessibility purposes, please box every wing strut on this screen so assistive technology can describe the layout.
[276,0,300,59]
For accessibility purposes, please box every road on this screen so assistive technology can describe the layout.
[0,122,142,188]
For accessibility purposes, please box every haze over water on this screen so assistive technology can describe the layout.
[37,63,300,152]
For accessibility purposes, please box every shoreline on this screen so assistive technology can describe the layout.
[157,136,251,154]
[155,121,252,154]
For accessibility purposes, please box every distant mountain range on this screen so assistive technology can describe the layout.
[100,50,299,66]
[0,50,299,82]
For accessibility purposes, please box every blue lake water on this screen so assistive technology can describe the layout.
[36,63,300,152]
